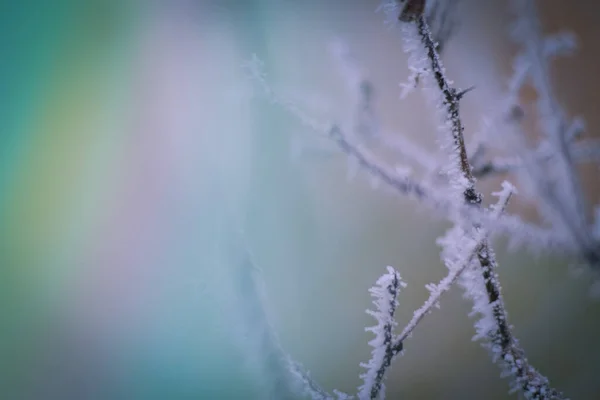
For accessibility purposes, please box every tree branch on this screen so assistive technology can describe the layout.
[358,266,405,400]
[407,11,565,398]
[510,0,600,269]
[393,182,513,348]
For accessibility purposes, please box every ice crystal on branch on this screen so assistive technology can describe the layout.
[358,266,405,400]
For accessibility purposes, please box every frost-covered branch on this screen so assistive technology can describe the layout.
[246,54,578,263]
[230,228,340,399]
[247,1,599,269]
[401,8,565,398]
[232,241,302,398]
[505,0,600,268]
[394,181,514,349]
[233,231,411,400]
[468,110,597,179]
[357,266,405,400]
[470,139,600,178]
[329,125,432,203]
[456,233,566,399]
[330,39,439,176]
[288,361,340,400]
[412,15,479,205]
[240,1,597,397]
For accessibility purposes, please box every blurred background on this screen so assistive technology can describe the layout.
[1,0,599,399]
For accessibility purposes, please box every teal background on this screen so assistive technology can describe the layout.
[1,1,599,399]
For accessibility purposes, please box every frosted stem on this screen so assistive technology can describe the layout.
[357,267,406,400]
[394,182,513,348]
[406,11,565,399]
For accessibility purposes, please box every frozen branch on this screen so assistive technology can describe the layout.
[289,361,347,400]
[241,1,597,396]
[401,8,565,397]
[329,125,432,202]
[400,9,480,206]
[231,228,338,400]
[357,266,406,400]
[330,39,439,174]
[509,0,600,268]
[394,181,513,349]
[246,59,579,263]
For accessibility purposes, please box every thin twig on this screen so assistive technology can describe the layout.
[414,15,480,205]
[358,267,405,400]
[329,125,430,202]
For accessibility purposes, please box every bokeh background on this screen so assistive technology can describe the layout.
[1,0,599,399]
